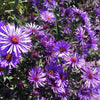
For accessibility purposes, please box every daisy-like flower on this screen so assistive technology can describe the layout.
[23,23,43,35]
[0,50,20,68]
[75,26,86,40]
[65,7,75,21]
[28,67,46,88]
[0,23,31,56]
[55,66,68,87]
[81,65,100,88]
[43,0,56,8]
[40,11,55,23]
[62,53,85,69]
[86,31,98,51]
[72,8,90,27]
[48,78,65,93]
[45,62,60,78]
[57,86,70,100]
[94,5,100,18]
[52,40,71,57]
[77,87,99,100]
[40,33,55,49]
[75,26,87,46]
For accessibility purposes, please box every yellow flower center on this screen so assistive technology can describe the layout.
[5,54,12,61]
[81,34,85,39]
[48,0,51,2]
[96,8,99,11]
[49,69,53,75]
[46,16,51,20]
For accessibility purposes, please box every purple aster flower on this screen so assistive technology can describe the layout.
[30,0,47,12]
[86,32,98,51]
[81,65,100,88]
[28,67,46,88]
[60,7,66,16]
[40,11,55,23]
[62,53,85,69]
[72,8,90,27]
[23,23,43,35]
[94,5,100,18]
[0,23,31,56]
[48,78,65,93]
[77,87,99,100]
[72,8,85,16]
[45,62,60,78]
[40,33,55,50]
[66,7,75,21]
[57,86,70,100]
[55,66,68,87]
[0,50,20,68]
[30,0,40,8]
[31,0,47,13]
[75,26,87,46]
[75,26,86,40]
[40,33,56,62]
[52,40,71,57]
[43,0,56,8]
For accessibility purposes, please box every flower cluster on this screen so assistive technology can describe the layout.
[0,0,100,100]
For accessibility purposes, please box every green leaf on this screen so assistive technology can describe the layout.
[53,10,60,41]
[34,4,41,25]
[4,66,9,76]
[8,76,13,80]
[13,0,19,9]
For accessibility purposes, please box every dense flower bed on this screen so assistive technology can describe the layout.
[0,0,100,99]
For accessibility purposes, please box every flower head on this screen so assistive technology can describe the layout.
[0,23,31,56]
[23,23,43,35]
[45,62,60,78]
[81,65,100,88]
[43,0,56,8]
[75,26,86,41]
[28,67,46,88]
[55,66,68,87]
[94,5,100,18]
[77,87,99,100]
[57,86,70,100]
[40,11,55,23]
[48,78,65,93]
[86,31,98,51]
[62,53,85,69]
[0,50,20,68]
[72,8,90,27]
[52,40,71,57]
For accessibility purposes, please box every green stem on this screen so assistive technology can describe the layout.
[34,4,41,25]
[53,10,60,41]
